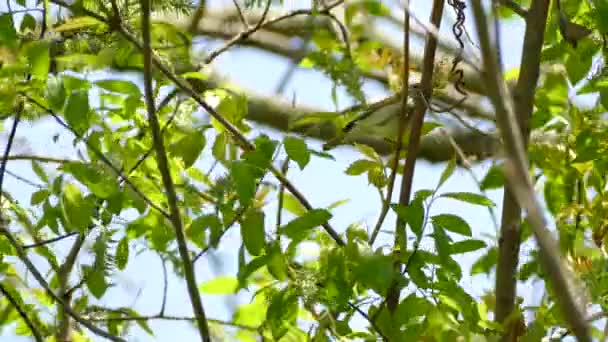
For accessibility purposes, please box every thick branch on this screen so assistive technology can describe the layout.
[470,0,590,339]
[494,0,545,337]
[141,0,212,339]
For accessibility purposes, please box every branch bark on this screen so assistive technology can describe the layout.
[140,0,211,339]
[470,1,590,340]
[494,0,548,339]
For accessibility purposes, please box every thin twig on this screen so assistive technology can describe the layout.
[231,0,249,28]
[5,154,74,164]
[22,232,79,249]
[124,91,181,177]
[56,234,86,341]
[5,169,44,188]
[202,0,345,65]
[368,0,412,245]
[276,158,289,229]
[88,313,259,331]
[140,0,211,339]
[192,171,272,264]
[347,302,389,341]
[0,106,23,212]
[0,227,126,341]
[51,0,345,247]
[25,96,171,219]
[0,283,44,342]
[500,0,528,18]
[112,24,345,246]
[386,0,446,315]
[158,254,168,316]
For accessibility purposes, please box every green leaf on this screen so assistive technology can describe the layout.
[31,189,50,205]
[200,276,239,294]
[212,132,227,161]
[450,239,487,254]
[241,209,265,256]
[237,254,271,288]
[170,130,206,169]
[46,76,67,112]
[20,13,36,32]
[25,40,50,80]
[565,54,590,85]
[367,167,386,188]
[242,135,277,172]
[234,295,267,328]
[345,159,377,175]
[354,143,381,162]
[437,157,456,189]
[432,214,472,236]
[279,209,332,241]
[60,162,118,199]
[115,236,129,270]
[480,164,504,190]
[283,136,310,170]
[600,88,608,110]
[282,193,307,216]
[61,183,93,231]
[136,319,154,336]
[84,266,109,299]
[0,14,18,49]
[31,161,48,183]
[267,289,299,340]
[392,199,425,237]
[327,198,350,210]
[231,161,256,205]
[267,244,287,281]
[441,192,495,207]
[355,253,394,293]
[64,91,91,134]
[53,16,104,32]
[95,79,141,96]
[471,247,497,275]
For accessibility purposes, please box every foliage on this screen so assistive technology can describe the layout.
[1,0,608,341]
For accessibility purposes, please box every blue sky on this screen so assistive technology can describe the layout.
[0,1,552,341]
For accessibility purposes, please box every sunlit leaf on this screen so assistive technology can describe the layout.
[283,136,310,170]
[170,129,206,169]
[53,16,105,32]
[25,40,50,80]
[200,276,239,294]
[115,236,129,270]
[345,159,377,175]
[64,91,91,134]
[231,161,256,205]
[441,192,495,207]
[279,209,332,241]
[432,214,472,236]
[241,209,265,256]
[450,239,487,255]
[95,79,141,96]
[61,183,93,231]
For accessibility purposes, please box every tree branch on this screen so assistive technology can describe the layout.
[25,96,171,220]
[108,17,346,246]
[0,283,44,342]
[87,313,259,331]
[470,1,590,340]
[0,227,126,341]
[494,0,546,338]
[387,0,446,316]
[500,0,528,18]
[140,0,211,339]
